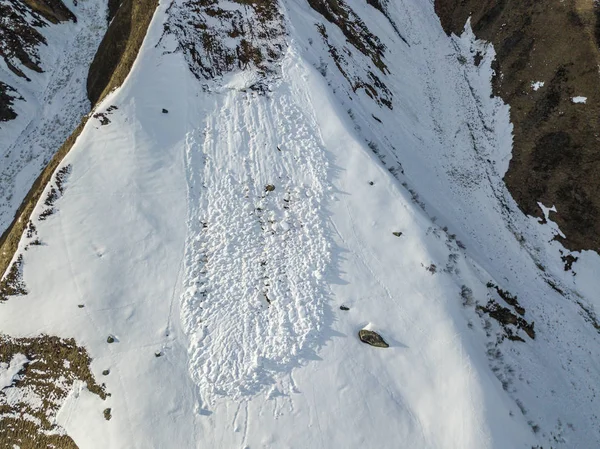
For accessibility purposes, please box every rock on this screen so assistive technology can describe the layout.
[392,231,403,237]
[265,184,275,192]
[358,329,389,348]
[154,351,162,358]
[488,307,518,326]
[340,305,350,311]
[78,304,85,308]
[162,108,169,114]
[102,369,110,376]
[106,335,115,344]
[103,408,112,421]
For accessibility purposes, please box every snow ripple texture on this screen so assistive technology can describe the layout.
[181,78,331,402]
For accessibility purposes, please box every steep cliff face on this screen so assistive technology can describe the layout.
[435,0,600,252]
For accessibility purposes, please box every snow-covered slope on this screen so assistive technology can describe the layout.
[2,0,600,447]
[0,0,107,234]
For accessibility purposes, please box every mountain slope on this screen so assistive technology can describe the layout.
[435,0,600,253]
[0,0,108,234]
[1,0,600,447]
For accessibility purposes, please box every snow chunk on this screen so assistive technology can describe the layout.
[572,96,587,104]
[219,70,261,92]
[531,81,544,91]
[0,353,29,389]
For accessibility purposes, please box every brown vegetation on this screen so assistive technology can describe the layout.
[162,0,284,81]
[0,335,107,448]
[87,0,160,105]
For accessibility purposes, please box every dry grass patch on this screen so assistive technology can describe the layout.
[87,0,160,105]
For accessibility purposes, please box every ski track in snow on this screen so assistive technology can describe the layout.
[181,77,331,402]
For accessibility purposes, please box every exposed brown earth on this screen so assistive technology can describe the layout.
[434,0,600,252]
[87,0,159,104]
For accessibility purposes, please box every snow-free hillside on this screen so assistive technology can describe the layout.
[2,0,600,447]
[0,0,107,234]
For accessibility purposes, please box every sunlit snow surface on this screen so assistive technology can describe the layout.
[1,0,600,448]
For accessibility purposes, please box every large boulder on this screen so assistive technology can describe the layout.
[358,329,389,348]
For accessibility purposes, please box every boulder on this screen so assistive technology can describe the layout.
[358,329,389,348]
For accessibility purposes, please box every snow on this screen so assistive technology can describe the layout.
[572,96,587,103]
[531,81,544,91]
[0,0,108,235]
[537,202,565,238]
[2,0,600,447]
[219,69,263,92]
[0,354,29,389]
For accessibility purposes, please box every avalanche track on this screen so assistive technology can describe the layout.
[181,71,331,402]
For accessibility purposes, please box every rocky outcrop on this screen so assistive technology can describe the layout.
[0,82,19,122]
[161,0,285,83]
[435,0,600,252]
